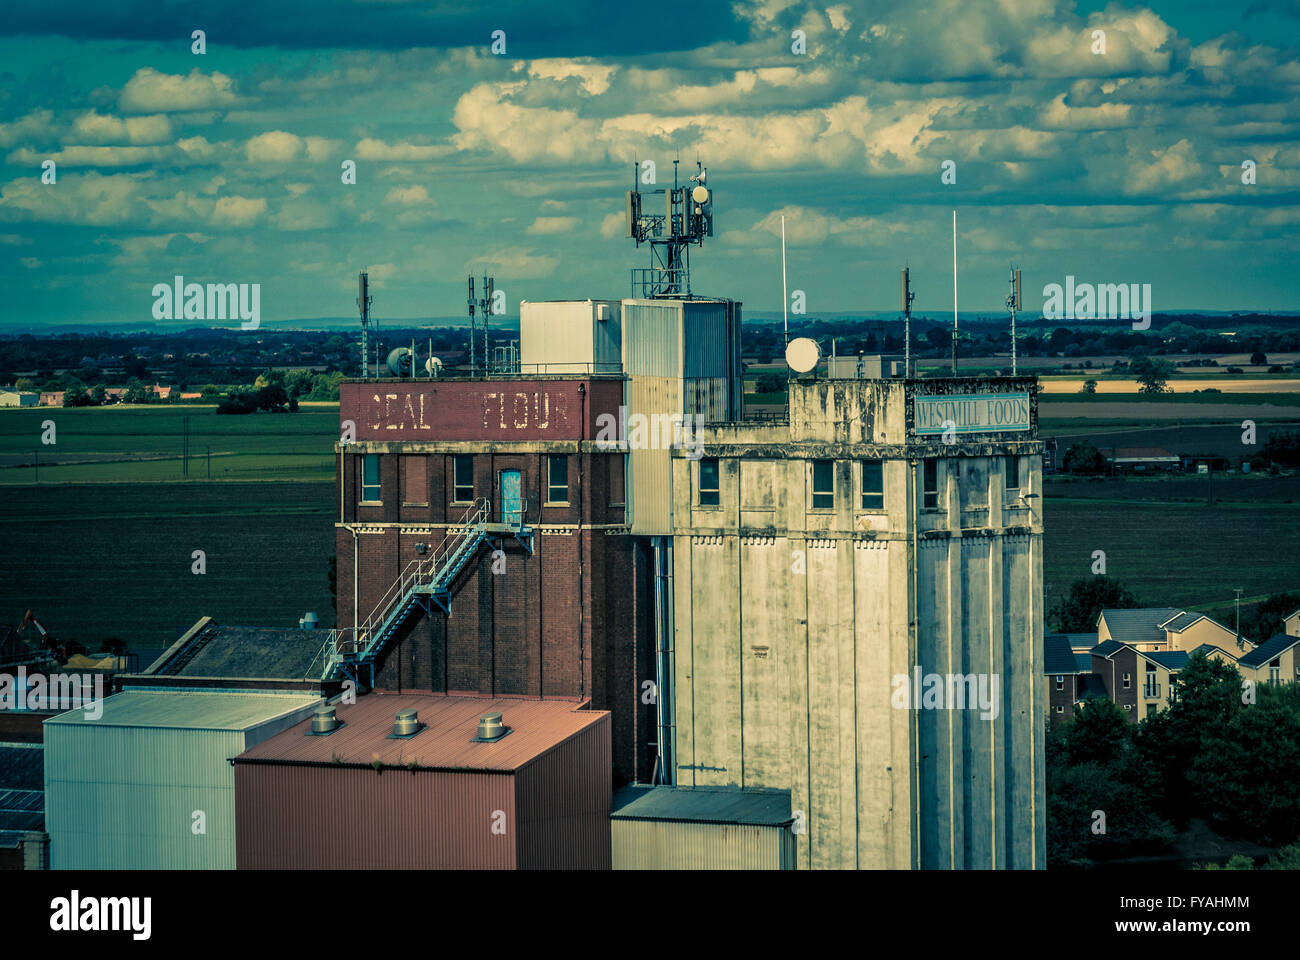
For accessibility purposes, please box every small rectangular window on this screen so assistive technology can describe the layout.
[812,460,834,509]
[1122,672,1131,689]
[547,454,569,503]
[699,457,719,506]
[923,460,939,509]
[1055,705,1064,714]
[361,454,381,502]
[1005,455,1020,491]
[1055,676,1064,691]
[453,454,474,502]
[861,460,884,510]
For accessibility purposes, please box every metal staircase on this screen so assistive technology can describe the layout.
[307,497,533,687]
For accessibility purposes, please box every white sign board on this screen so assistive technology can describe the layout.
[913,392,1031,436]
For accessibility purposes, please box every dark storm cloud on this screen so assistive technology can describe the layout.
[1,0,750,55]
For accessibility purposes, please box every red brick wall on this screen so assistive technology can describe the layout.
[340,379,623,441]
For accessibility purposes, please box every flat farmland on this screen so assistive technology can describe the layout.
[0,482,337,652]
[1043,477,1300,613]
[0,405,339,482]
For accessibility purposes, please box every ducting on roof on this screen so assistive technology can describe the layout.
[476,712,507,741]
[310,704,341,735]
[393,708,423,738]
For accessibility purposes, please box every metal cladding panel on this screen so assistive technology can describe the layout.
[339,379,622,441]
[621,300,682,378]
[43,693,319,870]
[519,300,622,373]
[235,763,517,869]
[683,377,729,421]
[611,819,792,869]
[514,712,612,869]
[625,376,679,536]
[681,300,731,379]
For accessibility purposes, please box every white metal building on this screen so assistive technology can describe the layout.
[44,689,320,869]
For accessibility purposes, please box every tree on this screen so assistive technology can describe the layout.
[756,373,784,394]
[1129,355,1175,394]
[255,384,290,412]
[14,377,36,391]
[1241,591,1300,643]
[1081,378,1098,394]
[64,386,90,407]
[1260,430,1300,468]
[122,354,148,379]
[215,392,258,415]
[1050,576,1139,632]
[89,384,107,405]
[1061,440,1107,475]
[1250,350,1267,365]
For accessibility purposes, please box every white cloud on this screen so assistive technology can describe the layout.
[245,130,306,163]
[355,138,451,161]
[212,195,268,226]
[526,216,578,235]
[599,212,624,238]
[119,68,243,113]
[74,111,174,144]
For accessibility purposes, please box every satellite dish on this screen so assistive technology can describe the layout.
[387,347,413,376]
[692,185,710,205]
[425,356,444,377]
[785,337,820,374]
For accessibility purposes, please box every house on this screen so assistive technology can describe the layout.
[1237,634,1300,688]
[152,384,172,399]
[38,392,64,407]
[1097,607,1249,655]
[1045,633,1108,720]
[179,392,202,400]
[102,387,127,402]
[1103,446,1181,473]
[0,391,38,408]
[1090,641,1189,722]
[1283,607,1300,638]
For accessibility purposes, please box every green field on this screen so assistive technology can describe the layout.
[0,482,337,652]
[0,405,339,482]
[1043,477,1300,615]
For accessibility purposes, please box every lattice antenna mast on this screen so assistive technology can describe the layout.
[357,269,374,379]
[625,158,714,298]
[901,266,915,377]
[1006,266,1022,376]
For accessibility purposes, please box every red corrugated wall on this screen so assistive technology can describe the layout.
[234,764,517,869]
[514,713,612,869]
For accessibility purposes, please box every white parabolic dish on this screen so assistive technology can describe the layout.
[785,337,820,373]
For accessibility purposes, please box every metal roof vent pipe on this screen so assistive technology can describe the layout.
[475,711,509,742]
[309,703,342,735]
[393,708,423,738]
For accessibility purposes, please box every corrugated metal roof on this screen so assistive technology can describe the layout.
[44,689,320,730]
[234,694,607,772]
[0,743,43,790]
[147,619,326,679]
[0,788,43,831]
[610,785,793,826]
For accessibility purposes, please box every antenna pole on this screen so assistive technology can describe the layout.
[951,210,958,376]
[1007,266,1021,377]
[902,267,914,377]
[781,215,788,347]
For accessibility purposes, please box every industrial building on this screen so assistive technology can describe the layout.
[44,689,320,869]
[610,785,795,869]
[667,376,1046,869]
[232,694,611,869]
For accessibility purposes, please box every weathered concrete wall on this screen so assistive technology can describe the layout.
[670,377,1045,869]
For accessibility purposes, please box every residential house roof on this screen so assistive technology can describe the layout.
[1099,608,1184,646]
[1239,633,1300,668]
[1091,638,1128,658]
[1143,651,1189,670]
[1044,634,1078,674]
[1159,612,1204,632]
[1073,653,1094,672]
[1190,642,1238,662]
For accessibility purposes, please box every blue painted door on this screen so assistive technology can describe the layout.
[501,470,522,526]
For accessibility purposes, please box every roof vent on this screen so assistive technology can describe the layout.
[393,708,423,738]
[309,704,341,735]
[475,711,507,741]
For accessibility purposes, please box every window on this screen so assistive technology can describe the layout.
[547,454,569,503]
[922,460,939,509]
[861,460,884,510]
[1124,704,1133,711]
[453,454,474,502]
[1055,705,1064,714]
[361,454,381,502]
[1005,455,1020,491]
[1270,658,1281,685]
[1055,676,1064,691]
[699,457,720,506]
[1122,672,1131,689]
[812,460,834,509]
[1144,671,1159,698]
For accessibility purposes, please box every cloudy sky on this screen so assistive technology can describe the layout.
[2,0,1298,328]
